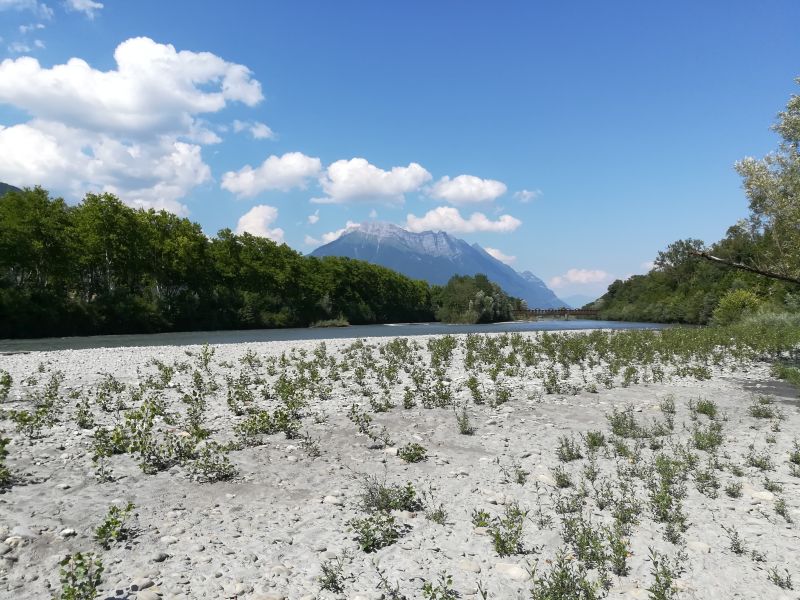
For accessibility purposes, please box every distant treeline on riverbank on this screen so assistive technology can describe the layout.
[0,188,522,338]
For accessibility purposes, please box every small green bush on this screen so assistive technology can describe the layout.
[712,289,762,326]
[398,443,427,463]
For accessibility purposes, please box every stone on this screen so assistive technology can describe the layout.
[60,528,77,538]
[686,541,711,554]
[495,562,528,581]
[136,589,163,600]
[152,552,170,563]
[131,577,155,591]
[457,559,481,573]
[322,495,343,506]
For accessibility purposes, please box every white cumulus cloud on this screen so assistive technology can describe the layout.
[484,247,516,265]
[221,152,322,197]
[232,119,275,140]
[405,206,521,234]
[428,174,506,204]
[307,210,319,225]
[0,37,264,214]
[548,269,610,289]
[235,205,284,243]
[313,158,431,204]
[0,0,53,18]
[303,220,361,247]
[0,37,262,136]
[64,0,102,18]
[514,189,542,203]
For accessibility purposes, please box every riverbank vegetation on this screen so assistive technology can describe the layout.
[594,78,800,325]
[0,188,519,338]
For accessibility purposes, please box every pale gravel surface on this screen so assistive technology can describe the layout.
[0,332,798,600]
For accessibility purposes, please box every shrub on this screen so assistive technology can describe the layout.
[0,370,11,402]
[190,442,237,482]
[530,550,603,600]
[471,508,491,528]
[422,573,458,600]
[398,443,427,463]
[0,436,11,488]
[489,502,528,556]
[95,502,135,549]
[349,513,402,552]
[712,289,762,326]
[58,553,104,600]
[361,477,423,513]
[556,435,583,462]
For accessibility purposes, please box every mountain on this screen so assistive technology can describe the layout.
[0,182,21,196]
[560,294,597,309]
[310,222,566,308]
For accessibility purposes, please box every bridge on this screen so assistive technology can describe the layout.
[511,308,600,320]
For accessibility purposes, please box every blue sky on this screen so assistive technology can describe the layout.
[0,1,799,298]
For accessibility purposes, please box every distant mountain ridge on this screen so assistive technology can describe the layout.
[310,222,566,309]
[0,182,21,196]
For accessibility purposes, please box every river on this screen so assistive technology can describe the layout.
[0,320,667,353]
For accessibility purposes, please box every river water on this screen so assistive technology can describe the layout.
[0,320,666,353]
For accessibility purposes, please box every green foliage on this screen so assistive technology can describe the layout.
[319,552,348,593]
[530,550,603,600]
[489,502,528,556]
[712,289,762,325]
[57,552,104,600]
[95,501,135,549]
[556,434,583,462]
[432,273,522,324]
[190,442,237,482]
[0,435,11,487]
[0,188,437,338]
[349,513,402,553]
[471,508,491,528]
[398,442,427,463]
[0,370,11,402]
[360,477,423,513]
[647,548,685,600]
[422,573,458,600]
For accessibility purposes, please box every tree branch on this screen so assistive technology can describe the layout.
[690,251,800,285]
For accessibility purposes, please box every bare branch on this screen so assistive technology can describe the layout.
[690,251,800,286]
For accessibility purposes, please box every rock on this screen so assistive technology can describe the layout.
[686,541,711,554]
[537,473,557,487]
[495,562,528,581]
[152,552,169,563]
[0,543,10,556]
[136,589,163,600]
[60,528,77,538]
[10,526,37,539]
[159,535,179,545]
[322,495,343,506]
[270,565,291,576]
[250,594,285,600]
[457,559,481,573]
[751,491,775,502]
[383,447,398,456]
[131,577,155,591]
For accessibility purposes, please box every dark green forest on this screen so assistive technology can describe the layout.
[594,78,800,325]
[0,188,520,338]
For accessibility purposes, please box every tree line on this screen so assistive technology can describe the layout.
[594,77,800,325]
[0,188,520,338]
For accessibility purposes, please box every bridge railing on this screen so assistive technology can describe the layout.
[511,308,600,319]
